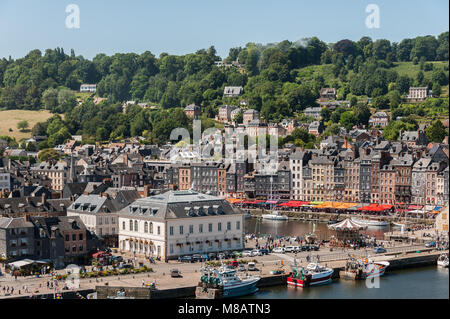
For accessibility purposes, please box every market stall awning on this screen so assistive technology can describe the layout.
[358,204,393,212]
[336,202,359,209]
[309,201,324,205]
[433,206,443,211]
[226,198,242,204]
[408,205,423,210]
[278,200,309,207]
[265,200,279,204]
[242,200,266,205]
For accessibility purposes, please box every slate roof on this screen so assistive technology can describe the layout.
[118,190,241,221]
[0,217,34,229]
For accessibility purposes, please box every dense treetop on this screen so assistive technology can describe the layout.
[0,32,448,146]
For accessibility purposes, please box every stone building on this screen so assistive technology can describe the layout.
[117,190,244,260]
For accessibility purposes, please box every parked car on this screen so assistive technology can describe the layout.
[310,245,320,251]
[208,253,217,260]
[217,253,226,260]
[373,247,387,253]
[247,262,257,271]
[117,263,132,269]
[272,247,286,253]
[230,260,239,268]
[285,246,297,253]
[242,250,253,257]
[237,264,246,272]
[170,269,181,278]
[192,254,203,262]
[178,255,193,263]
[425,241,436,248]
[201,254,210,261]
[259,249,269,255]
[251,249,262,256]
[233,251,243,258]
[111,255,123,262]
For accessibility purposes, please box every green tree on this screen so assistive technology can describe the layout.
[38,148,61,162]
[426,120,447,142]
[340,111,356,131]
[17,120,29,132]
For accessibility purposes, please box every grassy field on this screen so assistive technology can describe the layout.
[0,109,54,141]
[296,61,449,85]
[391,61,449,79]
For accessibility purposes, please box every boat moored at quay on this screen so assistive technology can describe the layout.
[437,254,449,268]
[261,211,288,221]
[196,266,260,298]
[341,256,390,280]
[287,262,334,288]
[351,218,389,227]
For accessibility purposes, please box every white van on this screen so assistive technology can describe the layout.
[247,262,256,271]
[272,247,286,253]
[285,246,297,253]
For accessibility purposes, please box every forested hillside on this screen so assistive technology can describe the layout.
[0,32,448,147]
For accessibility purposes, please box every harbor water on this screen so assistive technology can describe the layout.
[245,218,391,240]
[242,266,449,299]
[243,218,448,299]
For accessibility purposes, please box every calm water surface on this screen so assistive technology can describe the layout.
[244,218,391,240]
[242,218,448,299]
[242,266,449,299]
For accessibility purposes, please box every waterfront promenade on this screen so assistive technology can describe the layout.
[0,241,443,299]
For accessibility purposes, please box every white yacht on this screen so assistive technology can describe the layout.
[352,217,388,227]
[437,254,449,268]
[261,211,288,220]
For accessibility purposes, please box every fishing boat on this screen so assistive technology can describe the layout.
[392,221,406,227]
[197,266,260,298]
[352,217,388,227]
[345,257,390,279]
[287,262,334,288]
[437,254,449,268]
[261,211,288,220]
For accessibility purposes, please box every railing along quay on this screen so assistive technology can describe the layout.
[302,244,428,262]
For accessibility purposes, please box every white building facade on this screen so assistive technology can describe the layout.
[118,190,245,260]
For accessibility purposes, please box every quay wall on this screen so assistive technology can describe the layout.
[8,289,94,299]
[6,252,443,299]
[94,252,444,298]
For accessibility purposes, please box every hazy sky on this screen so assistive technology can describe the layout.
[0,0,448,59]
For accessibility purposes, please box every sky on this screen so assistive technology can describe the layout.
[0,0,448,60]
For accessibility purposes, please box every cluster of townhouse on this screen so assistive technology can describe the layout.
[0,85,448,265]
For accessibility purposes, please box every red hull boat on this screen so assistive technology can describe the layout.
[287,262,334,288]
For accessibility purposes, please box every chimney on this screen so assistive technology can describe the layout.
[41,193,46,205]
[143,185,150,198]
[123,154,128,165]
